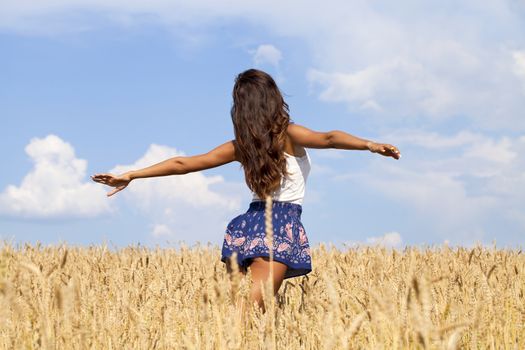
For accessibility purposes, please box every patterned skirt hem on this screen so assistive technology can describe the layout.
[221,252,312,280]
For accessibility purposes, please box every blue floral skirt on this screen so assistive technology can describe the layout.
[221,200,312,279]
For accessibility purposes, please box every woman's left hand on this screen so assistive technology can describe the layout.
[367,142,401,159]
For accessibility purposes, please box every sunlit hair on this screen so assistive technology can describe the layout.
[231,69,290,199]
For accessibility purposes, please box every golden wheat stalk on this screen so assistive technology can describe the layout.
[264,195,277,349]
[265,195,274,265]
[264,196,275,301]
[0,241,524,348]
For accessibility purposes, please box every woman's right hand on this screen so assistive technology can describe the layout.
[91,172,132,197]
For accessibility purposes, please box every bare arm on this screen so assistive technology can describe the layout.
[128,140,237,179]
[287,123,401,158]
[91,140,238,196]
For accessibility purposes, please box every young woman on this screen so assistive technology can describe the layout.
[91,68,401,311]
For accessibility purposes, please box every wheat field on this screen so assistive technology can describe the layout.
[0,241,523,349]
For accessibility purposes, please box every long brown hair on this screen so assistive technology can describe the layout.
[231,69,290,199]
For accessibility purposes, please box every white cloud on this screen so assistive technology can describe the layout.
[336,129,525,242]
[302,3,525,130]
[307,58,456,119]
[0,134,111,218]
[151,223,175,238]
[513,50,525,93]
[462,137,517,164]
[109,143,245,241]
[1,1,521,130]
[366,231,402,248]
[513,50,525,79]
[307,44,524,128]
[251,44,282,67]
[381,129,519,176]
[341,231,403,248]
[380,129,485,149]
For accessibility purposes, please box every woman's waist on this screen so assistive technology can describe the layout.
[248,200,303,217]
[251,186,305,205]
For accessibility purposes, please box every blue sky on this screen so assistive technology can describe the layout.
[1,1,524,249]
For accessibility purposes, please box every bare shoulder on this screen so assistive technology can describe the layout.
[286,122,332,149]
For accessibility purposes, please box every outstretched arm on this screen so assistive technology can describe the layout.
[128,140,237,179]
[91,140,237,196]
[287,123,401,159]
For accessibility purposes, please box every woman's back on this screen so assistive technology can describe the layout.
[250,140,311,205]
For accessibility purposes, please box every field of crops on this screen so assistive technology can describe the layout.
[0,242,523,349]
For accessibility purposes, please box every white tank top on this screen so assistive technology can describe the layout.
[251,149,311,205]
